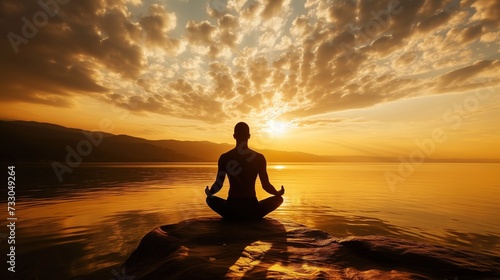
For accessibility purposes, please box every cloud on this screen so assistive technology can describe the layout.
[170,84,228,123]
[325,0,357,27]
[0,0,164,105]
[459,24,484,43]
[184,14,243,58]
[470,0,500,26]
[296,118,345,127]
[139,4,181,52]
[260,0,287,20]
[1,0,498,126]
[232,93,264,115]
[247,56,272,91]
[209,61,235,98]
[480,31,499,42]
[181,56,202,69]
[435,60,500,92]
[393,52,418,67]
[218,14,241,48]
[240,1,261,20]
[416,10,451,33]
[185,20,217,45]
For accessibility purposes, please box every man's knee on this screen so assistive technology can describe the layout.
[274,195,284,205]
[206,196,218,208]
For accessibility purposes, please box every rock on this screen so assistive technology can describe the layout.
[122,218,500,279]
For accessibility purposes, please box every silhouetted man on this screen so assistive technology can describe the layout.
[205,122,285,221]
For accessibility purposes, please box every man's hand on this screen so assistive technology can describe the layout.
[205,186,213,197]
[277,185,285,196]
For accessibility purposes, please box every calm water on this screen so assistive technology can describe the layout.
[3,163,500,279]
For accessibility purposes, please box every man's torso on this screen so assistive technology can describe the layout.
[220,147,263,198]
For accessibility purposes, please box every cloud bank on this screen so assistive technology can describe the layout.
[1,0,498,123]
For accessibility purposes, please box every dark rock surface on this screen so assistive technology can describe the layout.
[123,218,500,279]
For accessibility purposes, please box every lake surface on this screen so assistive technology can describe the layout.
[3,163,500,279]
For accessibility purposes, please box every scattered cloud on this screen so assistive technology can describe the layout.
[140,4,181,52]
[1,0,498,125]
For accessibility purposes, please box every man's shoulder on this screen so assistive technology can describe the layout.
[219,149,236,161]
[254,151,265,159]
[220,149,235,158]
[220,148,264,160]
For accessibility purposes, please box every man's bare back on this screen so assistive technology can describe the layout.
[205,122,284,221]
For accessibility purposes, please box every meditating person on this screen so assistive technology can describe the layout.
[205,122,285,221]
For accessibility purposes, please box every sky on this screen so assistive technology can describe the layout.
[0,0,499,159]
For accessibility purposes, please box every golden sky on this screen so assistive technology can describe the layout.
[0,0,499,159]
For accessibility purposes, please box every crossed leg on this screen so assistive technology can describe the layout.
[206,196,283,221]
[257,196,284,218]
[206,196,228,218]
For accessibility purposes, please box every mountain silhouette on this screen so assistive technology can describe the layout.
[2,120,498,163]
[0,120,331,163]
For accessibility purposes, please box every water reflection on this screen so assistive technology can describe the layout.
[12,163,217,200]
[16,210,168,279]
[444,229,500,255]
[9,163,500,279]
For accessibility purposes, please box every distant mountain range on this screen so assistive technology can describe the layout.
[0,120,498,163]
[0,120,329,162]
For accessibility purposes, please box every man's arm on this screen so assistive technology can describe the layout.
[206,156,226,196]
[259,155,285,196]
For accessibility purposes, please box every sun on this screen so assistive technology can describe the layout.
[266,120,287,136]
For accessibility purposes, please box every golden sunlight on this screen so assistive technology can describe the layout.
[266,120,287,136]
[273,165,286,170]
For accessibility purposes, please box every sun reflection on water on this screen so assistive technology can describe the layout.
[13,163,500,279]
